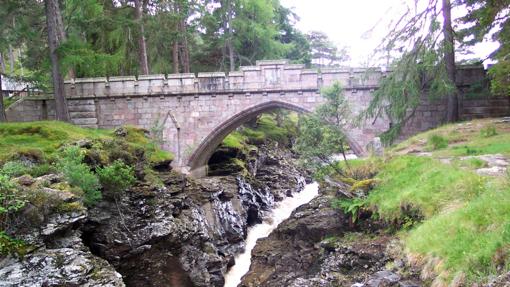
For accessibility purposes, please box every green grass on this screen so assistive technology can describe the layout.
[391,119,510,157]
[406,186,510,282]
[254,114,293,144]
[0,121,111,163]
[427,134,449,150]
[365,156,485,220]
[222,131,247,149]
[446,134,510,156]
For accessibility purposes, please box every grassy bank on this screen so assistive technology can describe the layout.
[333,118,510,285]
[0,121,172,164]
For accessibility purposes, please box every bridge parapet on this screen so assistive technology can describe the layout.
[63,60,385,99]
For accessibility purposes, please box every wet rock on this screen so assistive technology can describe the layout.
[0,203,122,287]
[41,211,87,237]
[240,192,348,286]
[0,140,309,287]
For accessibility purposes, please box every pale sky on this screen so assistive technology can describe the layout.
[280,0,499,66]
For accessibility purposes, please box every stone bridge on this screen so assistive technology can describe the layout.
[6,60,510,175]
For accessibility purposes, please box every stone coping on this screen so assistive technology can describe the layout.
[256,59,289,66]
[166,73,196,79]
[197,72,226,78]
[108,76,137,82]
[137,74,166,80]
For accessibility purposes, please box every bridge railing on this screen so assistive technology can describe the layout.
[63,60,386,99]
[63,60,483,100]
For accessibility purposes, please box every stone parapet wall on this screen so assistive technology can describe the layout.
[62,60,384,100]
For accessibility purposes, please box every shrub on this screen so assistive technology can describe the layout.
[0,231,26,256]
[0,161,31,177]
[0,174,25,220]
[96,160,135,198]
[28,163,57,177]
[427,134,448,150]
[480,124,497,138]
[58,146,101,206]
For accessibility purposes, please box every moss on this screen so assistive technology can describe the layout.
[222,132,247,149]
[338,177,357,185]
[122,126,150,145]
[55,202,85,213]
[350,178,379,193]
[50,182,72,192]
[143,167,164,188]
[0,121,111,163]
[149,149,174,165]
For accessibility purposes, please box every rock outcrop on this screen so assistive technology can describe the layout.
[0,140,307,287]
[0,171,125,287]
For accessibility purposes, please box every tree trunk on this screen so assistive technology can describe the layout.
[134,0,149,75]
[0,74,6,122]
[442,0,458,122]
[8,45,14,74]
[180,18,190,73]
[45,0,69,122]
[172,41,179,73]
[172,1,180,73]
[227,0,235,71]
[0,52,5,73]
[174,0,190,74]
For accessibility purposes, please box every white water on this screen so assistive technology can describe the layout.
[223,182,319,287]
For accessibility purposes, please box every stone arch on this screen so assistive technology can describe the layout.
[186,100,363,176]
[187,101,309,174]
